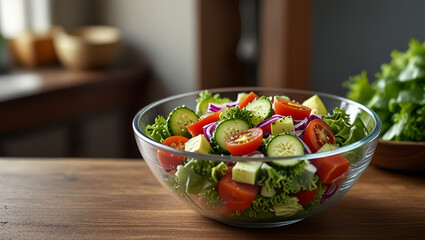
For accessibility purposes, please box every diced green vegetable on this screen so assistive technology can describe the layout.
[185,134,212,154]
[302,94,328,115]
[271,116,295,135]
[232,161,263,185]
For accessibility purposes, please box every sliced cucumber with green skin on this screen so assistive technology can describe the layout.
[167,106,199,138]
[245,96,273,125]
[211,119,250,153]
[274,95,291,101]
[266,134,304,168]
[196,96,231,116]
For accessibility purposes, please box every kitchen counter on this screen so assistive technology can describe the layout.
[0,158,424,239]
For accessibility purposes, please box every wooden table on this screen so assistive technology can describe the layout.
[1,158,424,239]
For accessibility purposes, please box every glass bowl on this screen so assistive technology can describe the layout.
[133,87,381,228]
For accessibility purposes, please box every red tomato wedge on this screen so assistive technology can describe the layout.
[186,111,221,137]
[296,189,317,205]
[273,97,311,120]
[218,205,236,217]
[218,168,259,211]
[225,128,263,156]
[311,154,350,184]
[304,119,336,152]
[239,91,259,109]
[260,123,271,134]
[157,136,189,171]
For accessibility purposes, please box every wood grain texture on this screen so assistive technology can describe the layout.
[197,0,246,89]
[0,158,424,239]
[259,0,311,90]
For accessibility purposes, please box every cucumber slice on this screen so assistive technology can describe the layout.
[211,119,250,153]
[245,96,273,125]
[167,106,199,138]
[266,134,304,167]
[275,95,291,101]
[196,96,231,116]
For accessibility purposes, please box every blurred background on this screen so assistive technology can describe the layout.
[1,0,425,158]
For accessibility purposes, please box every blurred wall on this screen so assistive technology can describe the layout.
[51,0,98,28]
[311,0,425,97]
[95,0,198,101]
[53,0,197,101]
[51,0,425,99]
[1,0,198,158]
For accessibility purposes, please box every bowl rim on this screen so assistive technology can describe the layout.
[53,25,121,45]
[378,139,425,146]
[133,87,382,162]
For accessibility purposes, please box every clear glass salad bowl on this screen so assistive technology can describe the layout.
[133,87,381,228]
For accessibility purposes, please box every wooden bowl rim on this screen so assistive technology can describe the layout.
[378,139,425,146]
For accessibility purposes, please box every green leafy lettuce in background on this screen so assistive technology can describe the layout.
[344,39,425,142]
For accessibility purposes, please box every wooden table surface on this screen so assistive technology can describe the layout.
[1,158,424,239]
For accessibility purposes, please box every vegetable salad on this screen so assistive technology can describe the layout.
[145,90,369,220]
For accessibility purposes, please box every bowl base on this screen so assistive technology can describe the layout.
[214,218,304,228]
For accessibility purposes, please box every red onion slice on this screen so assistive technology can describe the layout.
[320,184,338,204]
[208,103,225,113]
[294,117,309,131]
[241,150,264,158]
[225,101,240,108]
[297,136,312,154]
[203,122,216,142]
[208,101,240,113]
[256,114,284,129]
[309,114,322,121]
[294,130,304,137]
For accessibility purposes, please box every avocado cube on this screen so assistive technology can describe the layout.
[184,134,212,154]
[302,94,327,115]
[232,161,263,185]
[271,116,295,135]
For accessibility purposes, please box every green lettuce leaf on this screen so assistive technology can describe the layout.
[145,115,171,143]
[343,71,375,105]
[184,158,227,183]
[344,39,425,142]
[219,106,254,127]
[257,161,318,194]
[322,107,368,147]
[175,162,214,195]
